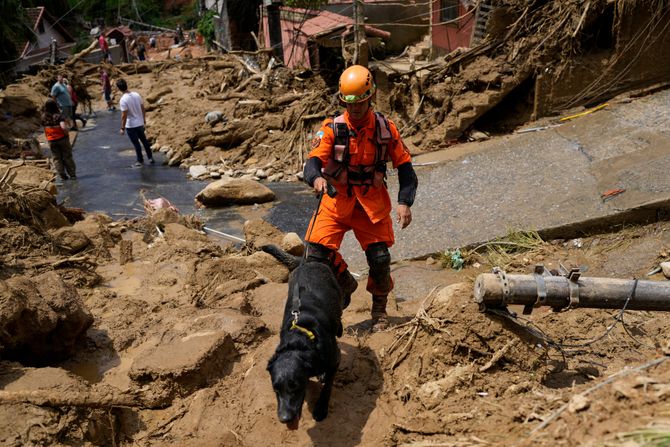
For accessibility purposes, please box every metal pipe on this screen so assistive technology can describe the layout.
[474,266,670,313]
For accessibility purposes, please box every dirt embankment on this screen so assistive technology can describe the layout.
[1,161,669,446]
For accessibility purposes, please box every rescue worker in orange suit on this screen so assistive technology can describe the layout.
[303,65,418,331]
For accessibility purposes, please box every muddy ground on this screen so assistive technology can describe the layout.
[1,1,670,444]
[0,160,669,446]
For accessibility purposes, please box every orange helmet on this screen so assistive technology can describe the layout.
[339,65,376,103]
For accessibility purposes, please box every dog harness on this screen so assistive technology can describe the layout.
[321,112,393,195]
[290,282,316,341]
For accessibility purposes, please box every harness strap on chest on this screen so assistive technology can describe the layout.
[322,113,394,192]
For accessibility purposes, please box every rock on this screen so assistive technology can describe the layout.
[163,223,209,243]
[0,272,94,364]
[281,232,304,256]
[434,283,471,307]
[205,111,224,126]
[189,165,209,179]
[417,365,473,410]
[267,173,284,182]
[245,251,289,283]
[295,172,304,181]
[660,261,670,278]
[145,87,173,104]
[195,178,275,207]
[255,169,268,179]
[50,227,90,254]
[129,330,236,395]
[468,129,490,141]
[244,219,284,249]
[568,395,590,413]
[210,171,221,179]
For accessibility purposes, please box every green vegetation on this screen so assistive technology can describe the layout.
[196,9,216,46]
[440,229,545,270]
[615,427,670,446]
[0,0,34,85]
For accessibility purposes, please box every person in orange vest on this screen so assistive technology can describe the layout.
[41,99,76,181]
[303,65,418,331]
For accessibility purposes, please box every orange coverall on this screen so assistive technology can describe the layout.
[305,109,412,294]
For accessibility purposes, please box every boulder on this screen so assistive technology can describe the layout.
[129,331,236,395]
[281,232,304,256]
[243,219,284,249]
[0,272,94,364]
[189,165,209,179]
[196,178,275,207]
[50,227,90,254]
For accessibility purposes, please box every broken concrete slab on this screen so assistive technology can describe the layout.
[129,330,235,395]
[339,89,670,271]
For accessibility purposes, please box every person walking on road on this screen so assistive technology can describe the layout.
[116,78,154,166]
[50,74,73,122]
[63,77,87,130]
[100,68,115,111]
[302,65,418,331]
[41,99,76,181]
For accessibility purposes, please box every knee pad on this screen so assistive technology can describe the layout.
[305,242,333,265]
[365,242,391,286]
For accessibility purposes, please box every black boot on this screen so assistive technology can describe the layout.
[371,295,388,331]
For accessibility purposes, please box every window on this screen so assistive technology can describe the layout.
[440,0,459,22]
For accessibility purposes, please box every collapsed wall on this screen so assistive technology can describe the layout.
[390,0,670,148]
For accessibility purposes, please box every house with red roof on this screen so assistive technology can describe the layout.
[261,7,389,69]
[15,7,76,73]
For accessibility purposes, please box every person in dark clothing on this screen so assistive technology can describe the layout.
[63,78,87,130]
[136,43,146,61]
[41,99,76,180]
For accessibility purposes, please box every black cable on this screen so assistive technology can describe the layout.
[552,279,639,349]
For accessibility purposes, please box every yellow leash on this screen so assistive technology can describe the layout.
[290,320,316,341]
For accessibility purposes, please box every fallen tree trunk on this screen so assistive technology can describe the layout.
[474,267,670,313]
[65,40,97,67]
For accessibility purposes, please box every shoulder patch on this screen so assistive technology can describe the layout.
[311,130,325,148]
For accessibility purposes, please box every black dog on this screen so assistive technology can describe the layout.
[264,245,343,430]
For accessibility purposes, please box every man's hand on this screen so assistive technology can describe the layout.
[396,204,412,229]
[313,177,328,195]
[119,128,125,135]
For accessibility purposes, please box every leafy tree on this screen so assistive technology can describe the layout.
[197,9,215,46]
[0,0,34,84]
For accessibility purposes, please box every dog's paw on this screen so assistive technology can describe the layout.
[312,401,329,421]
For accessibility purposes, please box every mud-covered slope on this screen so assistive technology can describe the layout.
[1,163,669,446]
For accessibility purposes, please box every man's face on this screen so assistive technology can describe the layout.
[345,99,370,121]
[57,75,63,83]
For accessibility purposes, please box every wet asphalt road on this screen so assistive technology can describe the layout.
[57,110,313,238]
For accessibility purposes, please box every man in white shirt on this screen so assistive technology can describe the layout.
[116,79,154,166]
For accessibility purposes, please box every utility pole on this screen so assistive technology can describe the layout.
[352,0,360,66]
[428,0,434,60]
[352,0,368,67]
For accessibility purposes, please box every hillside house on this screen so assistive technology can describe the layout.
[15,7,76,73]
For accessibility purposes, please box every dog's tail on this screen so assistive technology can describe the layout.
[261,244,302,271]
